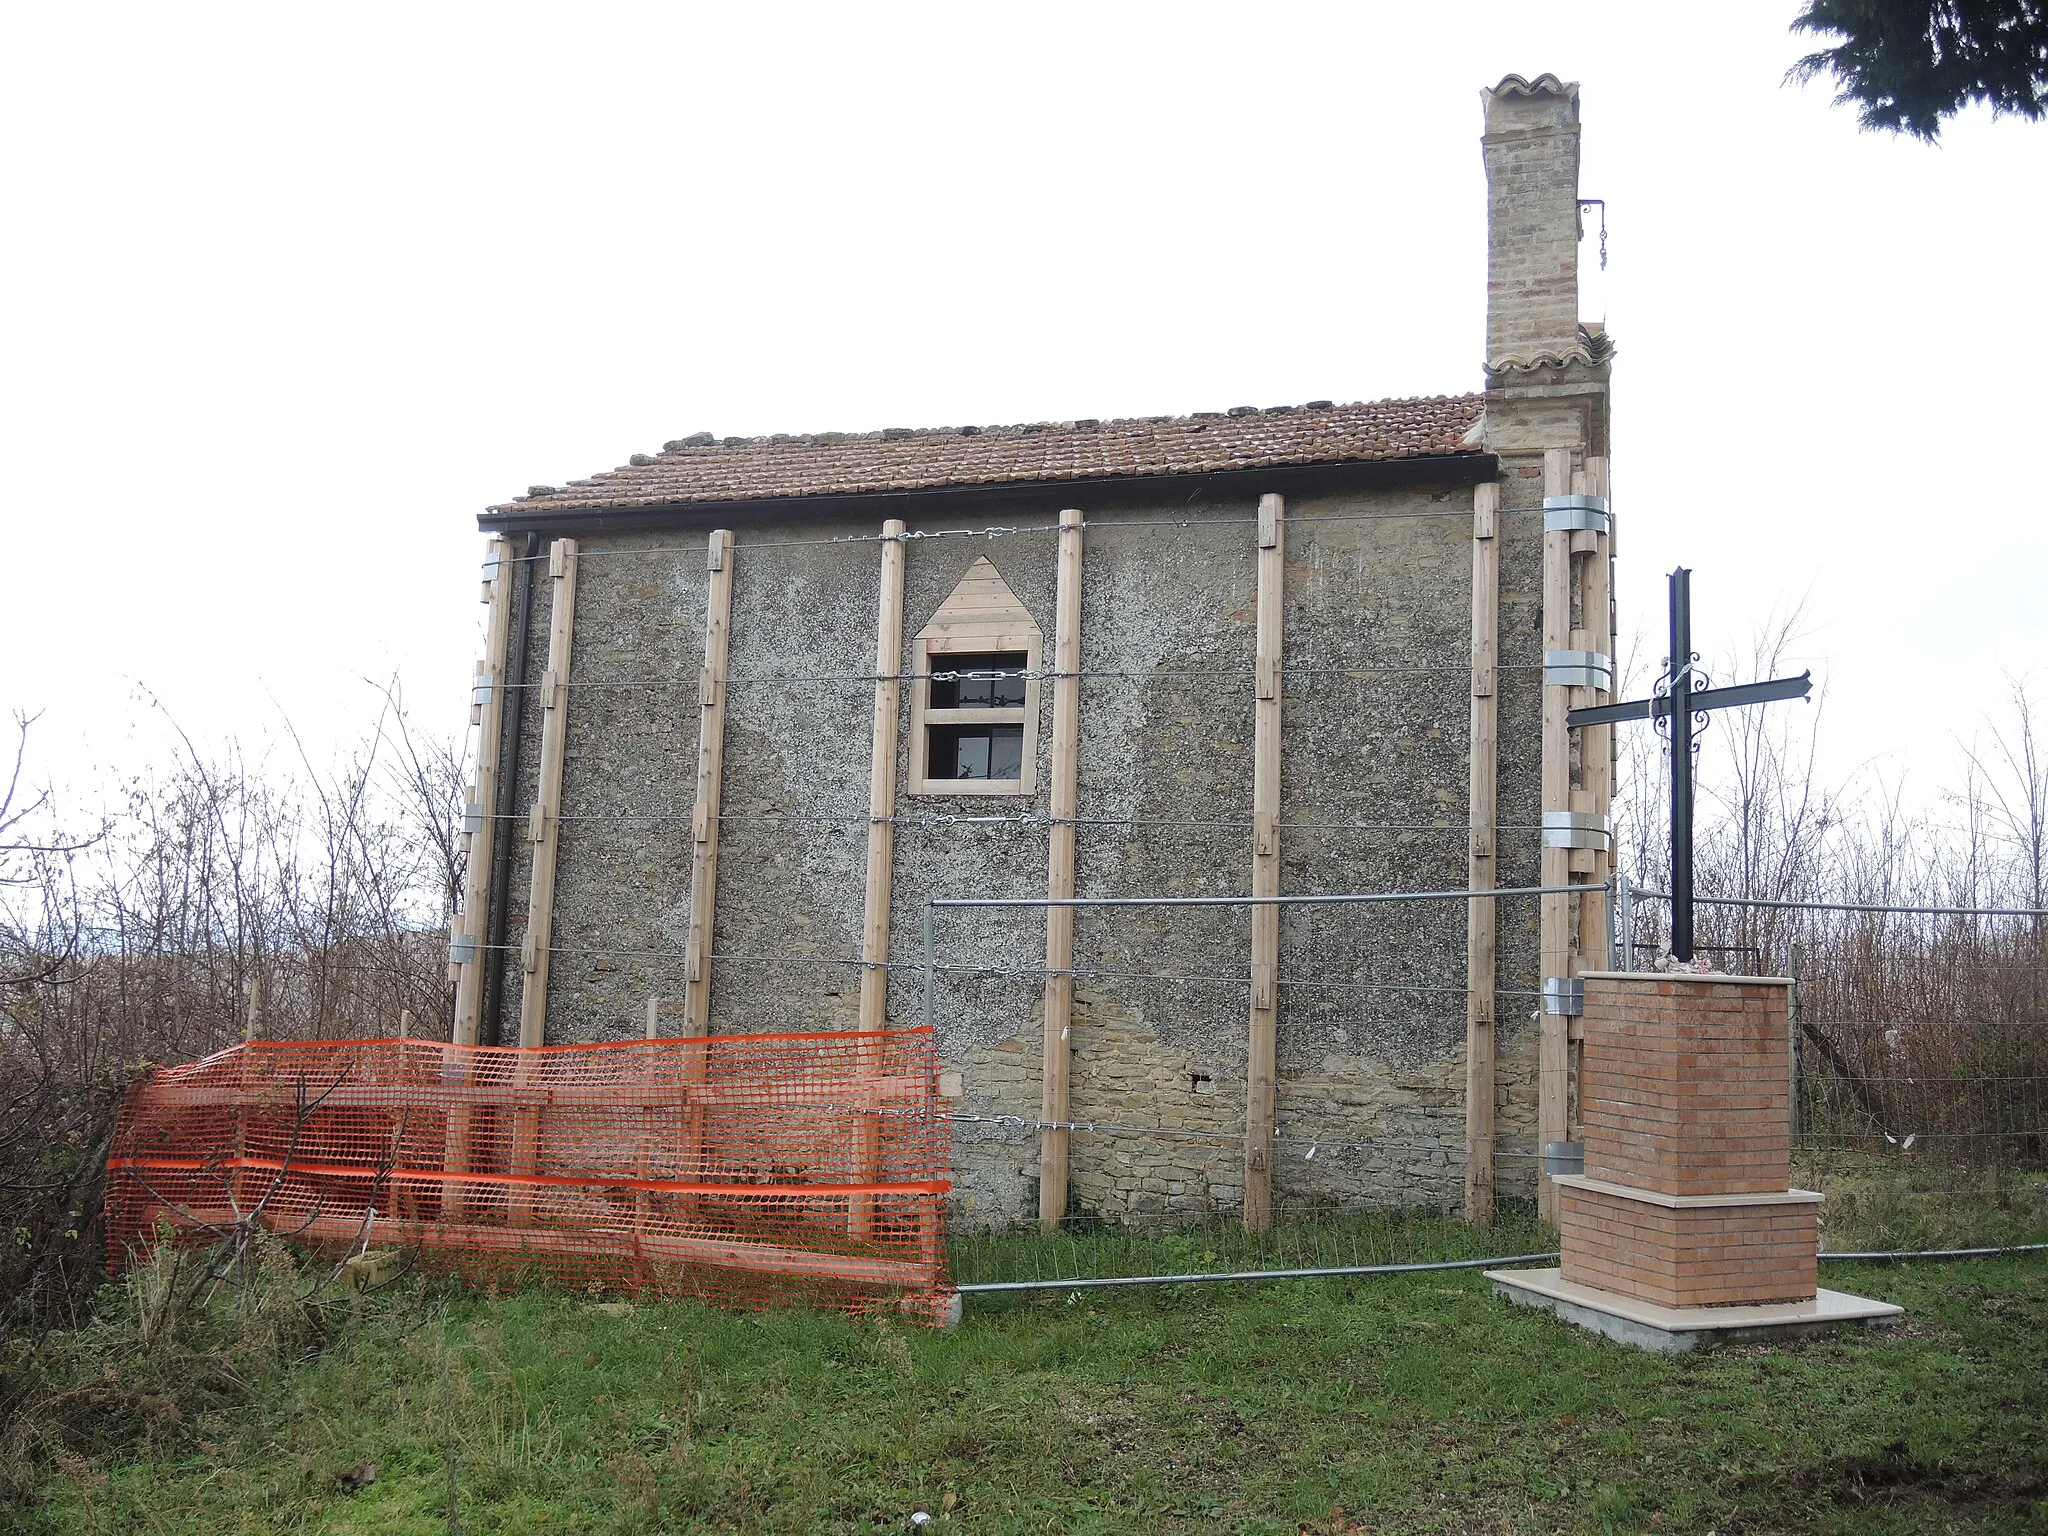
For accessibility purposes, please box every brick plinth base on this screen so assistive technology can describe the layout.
[1560,973,1819,1312]
[1557,1177,1819,1308]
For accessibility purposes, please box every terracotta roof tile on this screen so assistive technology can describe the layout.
[489,394,1485,517]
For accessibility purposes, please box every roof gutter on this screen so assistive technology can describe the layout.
[476,452,1500,537]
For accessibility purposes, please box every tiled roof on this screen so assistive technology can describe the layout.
[487,394,1486,518]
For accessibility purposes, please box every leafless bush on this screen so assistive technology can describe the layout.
[1612,636,2046,1177]
[0,688,465,1335]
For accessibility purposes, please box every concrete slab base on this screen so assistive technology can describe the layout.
[1487,1267,1902,1354]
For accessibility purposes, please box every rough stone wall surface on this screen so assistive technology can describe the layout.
[488,475,1549,1227]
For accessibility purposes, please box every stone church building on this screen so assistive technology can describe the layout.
[448,74,1616,1231]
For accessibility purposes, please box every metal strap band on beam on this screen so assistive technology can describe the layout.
[1542,494,1610,535]
[471,675,494,709]
[1541,976,1584,1016]
[448,932,477,966]
[1543,649,1613,690]
[462,802,485,836]
[1542,810,1610,851]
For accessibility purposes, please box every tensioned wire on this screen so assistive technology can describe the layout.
[483,504,1536,563]
[497,662,1544,689]
[461,808,1545,832]
[459,937,1538,995]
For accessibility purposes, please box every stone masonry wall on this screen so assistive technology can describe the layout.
[490,471,1546,1228]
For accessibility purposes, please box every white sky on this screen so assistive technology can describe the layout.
[3,1,2043,822]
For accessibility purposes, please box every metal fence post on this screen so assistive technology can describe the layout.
[1788,939,1804,1142]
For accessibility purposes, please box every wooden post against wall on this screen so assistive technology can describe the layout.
[1464,481,1501,1224]
[1576,457,1613,972]
[1244,492,1285,1233]
[859,519,909,1032]
[518,538,579,1048]
[454,535,518,1045]
[637,996,661,1231]
[506,541,576,1219]
[1038,507,1084,1232]
[682,530,736,1034]
[851,519,907,1240]
[1538,448,1574,1221]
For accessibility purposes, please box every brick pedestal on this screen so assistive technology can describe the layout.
[1491,972,1900,1350]
[1559,973,1817,1307]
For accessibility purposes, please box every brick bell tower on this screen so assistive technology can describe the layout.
[1476,74,1900,1352]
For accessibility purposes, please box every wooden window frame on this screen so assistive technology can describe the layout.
[908,631,1041,796]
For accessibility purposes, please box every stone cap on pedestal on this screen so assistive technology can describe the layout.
[1578,971,1792,986]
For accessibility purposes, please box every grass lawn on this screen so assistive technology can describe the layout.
[16,1239,2046,1535]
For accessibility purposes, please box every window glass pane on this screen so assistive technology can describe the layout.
[987,724,1024,779]
[955,730,990,779]
[928,724,1025,782]
[929,651,1027,710]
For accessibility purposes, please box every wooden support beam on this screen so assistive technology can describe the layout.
[1577,457,1613,971]
[1039,507,1084,1232]
[682,530,736,1033]
[507,539,577,1218]
[453,536,518,1045]
[1244,492,1285,1233]
[859,519,909,1031]
[638,997,660,1232]
[1464,481,1501,1225]
[149,1205,940,1294]
[678,1031,709,1221]
[517,538,579,1049]
[1538,448,1574,1221]
[853,519,908,1239]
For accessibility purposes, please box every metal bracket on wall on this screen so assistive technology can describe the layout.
[1541,976,1585,1016]
[1542,810,1611,851]
[1543,649,1613,690]
[1542,494,1610,535]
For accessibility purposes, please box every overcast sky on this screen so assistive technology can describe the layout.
[3,1,2043,828]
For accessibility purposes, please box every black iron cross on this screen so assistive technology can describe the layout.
[1567,568,1812,963]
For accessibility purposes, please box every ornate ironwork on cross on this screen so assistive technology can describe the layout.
[1568,568,1812,963]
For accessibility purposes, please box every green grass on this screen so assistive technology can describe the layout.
[949,1201,1557,1287]
[12,1233,2047,1534]
[1796,1151,2048,1253]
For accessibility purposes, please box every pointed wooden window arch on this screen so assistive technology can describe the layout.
[908,556,1042,796]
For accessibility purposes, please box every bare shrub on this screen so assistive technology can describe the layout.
[0,690,465,1336]
[1612,643,2047,1189]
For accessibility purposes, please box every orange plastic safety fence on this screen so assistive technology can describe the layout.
[105,1029,956,1324]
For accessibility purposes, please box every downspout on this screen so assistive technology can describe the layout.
[481,531,541,1047]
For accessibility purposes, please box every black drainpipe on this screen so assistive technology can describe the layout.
[481,531,540,1047]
